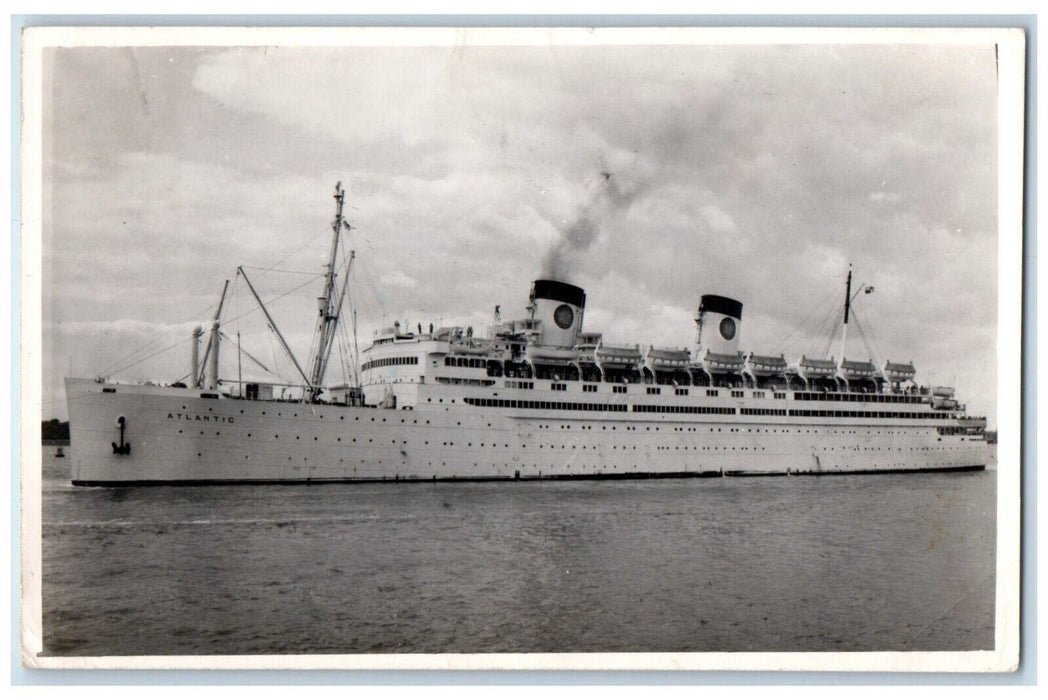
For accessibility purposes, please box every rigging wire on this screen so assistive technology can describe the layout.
[305,322,322,386]
[95,297,222,377]
[804,300,838,358]
[264,321,293,387]
[99,267,321,380]
[347,311,360,388]
[338,227,359,387]
[356,257,387,320]
[245,225,335,373]
[218,330,274,375]
[771,283,840,357]
[101,272,324,379]
[93,211,340,382]
[818,314,843,360]
[219,272,324,329]
[103,335,199,378]
[851,311,869,359]
[804,305,839,359]
[240,265,329,276]
[233,273,241,390]
[248,227,332,283]
[851,312,879,366]
[331,233,356,388]
[305,227,355,390]
[335,325,349,387]
[860,301,887,364]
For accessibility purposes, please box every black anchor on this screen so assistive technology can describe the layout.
[112,416,131,455]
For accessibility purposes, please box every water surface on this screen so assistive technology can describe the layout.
[41,449,996,655]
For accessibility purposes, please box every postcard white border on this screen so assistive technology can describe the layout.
[18,24,1025,673]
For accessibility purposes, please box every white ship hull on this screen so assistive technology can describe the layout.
[65,378,991,485]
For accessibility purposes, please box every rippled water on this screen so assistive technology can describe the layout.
[40,448,996,656]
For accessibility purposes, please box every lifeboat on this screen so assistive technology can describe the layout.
[745,353,788,376]
[699,350,745,374]
[647,347,691,370]
[526,344,580,362]
[795,355,837,378]
[932,385,956,398]
[449,339,492,356]
[432,326,463,341]
[882,360,917,383]
[596,344,644,366]
[931,396,960,410]
[838,358,878,381]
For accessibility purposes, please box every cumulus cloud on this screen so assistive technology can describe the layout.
[381,270,418,289]
[43,40,1001,424]
[699,204,738,233]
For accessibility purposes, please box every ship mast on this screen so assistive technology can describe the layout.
[307,182,353,402]
[198,279,230,389]
[838,264,853,363]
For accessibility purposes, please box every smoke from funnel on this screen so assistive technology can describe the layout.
[541,163,642,280]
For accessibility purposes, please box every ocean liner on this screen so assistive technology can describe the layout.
[64,183,992,485]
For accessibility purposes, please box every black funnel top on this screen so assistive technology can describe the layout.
[532,280,586,308]
[699,294,743,319]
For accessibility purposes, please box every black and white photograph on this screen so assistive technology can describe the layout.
[20,26,1023,671]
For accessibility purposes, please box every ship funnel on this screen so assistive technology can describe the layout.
[695,294,743,357]
[528,279,586,347]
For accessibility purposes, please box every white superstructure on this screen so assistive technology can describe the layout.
[64,185,992,485]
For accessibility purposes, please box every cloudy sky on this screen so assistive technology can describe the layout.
[41,34,1000,424]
